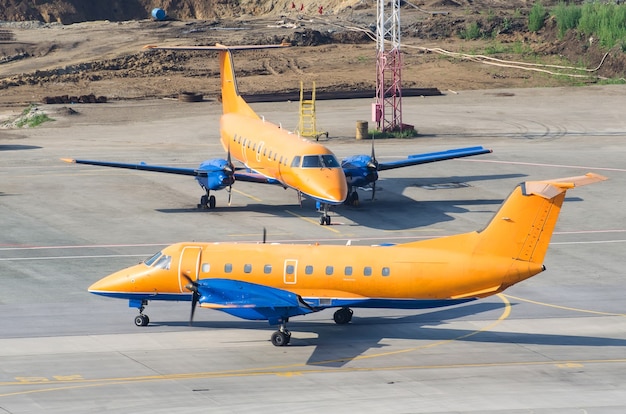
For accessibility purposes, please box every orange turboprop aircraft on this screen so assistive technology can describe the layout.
[63,44,491,225]
[89,173,606,346]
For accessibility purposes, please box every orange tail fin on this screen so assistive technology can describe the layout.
[218,49,259,118]
[475,173,607,264]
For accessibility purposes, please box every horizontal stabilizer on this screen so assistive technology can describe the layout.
[523,173,608,199]
[144,43,290,52]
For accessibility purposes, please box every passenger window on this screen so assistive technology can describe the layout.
[291,156,301,167]
[244,264,252,273]
[264,264,272,274]
[305,265,313,275]
[286,264,294,274]
[279,156,283,164]
[224,263,233,273]
[382,267,390,277]
[325,266,334,276]
[252,143,256,151]
[344,266,353,276]
[201,263,210,273]
[364,266,372,276]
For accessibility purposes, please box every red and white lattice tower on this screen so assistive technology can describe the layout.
[373,0,403,131]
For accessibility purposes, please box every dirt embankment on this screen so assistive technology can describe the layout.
[0,0,624,105]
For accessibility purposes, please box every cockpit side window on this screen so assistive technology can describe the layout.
[321,155,340,168]
[154,255,171,270]
[291,156,301,167]
[144,252,162,266]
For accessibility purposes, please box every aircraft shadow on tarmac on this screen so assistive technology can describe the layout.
[155,173,529,231]
[154,300,626,367]
[0,144,41,151]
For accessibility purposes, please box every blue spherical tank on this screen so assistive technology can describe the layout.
[151,8,166,21]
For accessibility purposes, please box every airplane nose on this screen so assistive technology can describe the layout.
[88,265,141,296]
[323,171,348,203]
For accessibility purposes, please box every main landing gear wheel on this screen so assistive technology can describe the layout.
[333,308,353,325]
[319,215,331,225]
[198,194,216,209]
[134,314,149,326]
[271,330,291,346]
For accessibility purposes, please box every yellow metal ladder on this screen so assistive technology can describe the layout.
[298,81,328,141]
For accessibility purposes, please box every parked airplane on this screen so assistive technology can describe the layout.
[88,173,606,346]
[63,44,490,224]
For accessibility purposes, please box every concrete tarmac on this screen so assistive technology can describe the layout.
[1,85,626,413]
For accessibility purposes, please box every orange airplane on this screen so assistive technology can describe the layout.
[63,44,490,225]
[88,173,606,346]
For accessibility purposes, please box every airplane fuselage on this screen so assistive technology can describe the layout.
[89,238,543,308]
[220,112,348,205]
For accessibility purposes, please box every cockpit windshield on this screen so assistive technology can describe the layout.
[302,154,340,168]
[144,251,162,266]
[143,251,172,270]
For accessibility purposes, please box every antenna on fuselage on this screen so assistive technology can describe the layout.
[262,227,267,244]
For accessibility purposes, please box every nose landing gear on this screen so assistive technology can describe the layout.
[131,299,150,326]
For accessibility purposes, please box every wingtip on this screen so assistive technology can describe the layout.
[60,158,76,164]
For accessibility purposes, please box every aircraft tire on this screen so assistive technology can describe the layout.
[271,331,290,346]
[209,195,216,209]
[134,314,149,326]
[333,308,353,325]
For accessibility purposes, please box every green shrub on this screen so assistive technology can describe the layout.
[528,1,546,32]
[459,22,482,40]
[552,1,582,38]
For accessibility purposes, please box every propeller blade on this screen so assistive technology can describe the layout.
[372,181,376,201]
[370,135,379,169]
[182,273,199,326]
[227,144,234,206]
[190,290,199,326]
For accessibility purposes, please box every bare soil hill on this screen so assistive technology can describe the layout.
[0,0,624,105]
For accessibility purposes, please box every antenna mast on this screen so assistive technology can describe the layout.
[374,0,404,132]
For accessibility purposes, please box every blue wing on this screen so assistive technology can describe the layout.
[63,158,237,193]
[196,278,314,325]
[377,146,492,171]
[64,158,202,176]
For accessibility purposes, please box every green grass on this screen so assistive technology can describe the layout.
[552,2,626,49]
[11,104,54,128]
[369,128,419,139]
[459,22,482,40]
[528,1,546,32]
[552,1,582,38]
[15,112,53,128]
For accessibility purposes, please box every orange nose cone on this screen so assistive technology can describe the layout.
[88,264,144,295]
[310,169,348,204]
[88,270,128,294]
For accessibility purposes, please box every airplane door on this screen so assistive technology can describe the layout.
[256,141,265,163]
[283,259,297,285]
[178,246,202,293]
